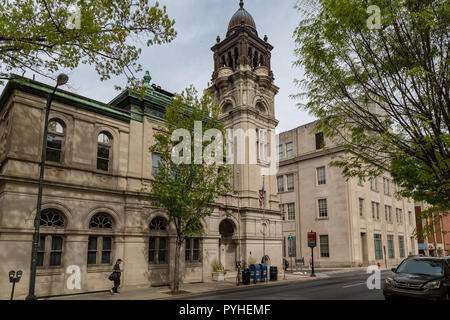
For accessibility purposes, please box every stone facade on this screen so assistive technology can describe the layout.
[0,2,283,299]
[277,121,418,268]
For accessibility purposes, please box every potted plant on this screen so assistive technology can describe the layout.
[211,258,226,281]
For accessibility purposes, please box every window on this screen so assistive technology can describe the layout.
[88,213,113,265]
[38,209,66,268]
[286,174,294,191]
[287,203,295,220]
[383,178,390,195]
[385,205,392,223]
[257,129,268,161]
[185,238,201,263]
[319,235,329,258]
[97,132,112,171]
[286,142,293,158]
[359,198,364,217]
[149,237,168,264]
[315,132,324,150]
[149,217,169,264]
[399,236,405,258]
[387,235,395,259]
[277,176,284,192]
[46,120,64,163]
[358,176,364,186]
[371,202,380,220]
[283,237,286,257]
[279,204,285,220]
[152,153,162,177]
[225,129,234,163]
[374,234,383,260]
[318,199,328,218]
[370,178,378,191]
[408,211,412,225]
[317,167,326,185]
[396,208,403,224]
[278,145,284,160]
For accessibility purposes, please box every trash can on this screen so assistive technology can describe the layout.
[242,268,250,285]
[249,264,261,284]
[259,264,268,282]
[270,266,278,281]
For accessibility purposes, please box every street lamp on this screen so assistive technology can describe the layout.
[26,74,68,300]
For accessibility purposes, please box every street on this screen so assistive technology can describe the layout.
[172,269,391,300]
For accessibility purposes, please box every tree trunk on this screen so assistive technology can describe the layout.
[173,238,182,293]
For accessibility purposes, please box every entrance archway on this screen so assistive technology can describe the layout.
[219,219,237,271]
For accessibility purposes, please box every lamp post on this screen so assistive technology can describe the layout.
[26,74,68,300]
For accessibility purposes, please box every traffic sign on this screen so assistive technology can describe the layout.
[307,232,316,248]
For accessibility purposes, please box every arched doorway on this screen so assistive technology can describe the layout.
[219,219,237,271]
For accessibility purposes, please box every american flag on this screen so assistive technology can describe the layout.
[259,185,264,210]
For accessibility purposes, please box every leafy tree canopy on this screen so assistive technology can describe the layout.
[292,0,449,215]
[0,0,176,90]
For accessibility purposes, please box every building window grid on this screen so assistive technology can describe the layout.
[396,208,403,224]
[287,203,295,220]
[383,177,390,196]
[374,234,383,260]
[317,167,326,185]
[286,142,293,158]
[279,204,285,221]
[359,198,364,217]
[277,175,284,192]
[387,235,395,259]
[37,235,64,267]
[278,145,284,160]
[97,132,112,171]
[185,238,201,263]
[46,120,64,163]
[385,205,392,223]
[318,199,328,218]
[399,236,405,258]
[370,178,378,192]
[319,235,330,258]
[286,174,294,191]
[372,202,380,220]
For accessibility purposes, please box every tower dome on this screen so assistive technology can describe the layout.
[227,1,257,36]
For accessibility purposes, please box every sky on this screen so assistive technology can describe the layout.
[7,0,317,133]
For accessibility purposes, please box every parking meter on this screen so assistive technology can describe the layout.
[9,271,15,283]
[16,270,23,282]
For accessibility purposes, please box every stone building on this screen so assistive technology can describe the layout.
[277,121,418,268]
[0,1,283,299]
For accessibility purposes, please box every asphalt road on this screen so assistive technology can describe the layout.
[173,269,391,300]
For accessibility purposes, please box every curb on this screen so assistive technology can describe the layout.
[154,276,316,300]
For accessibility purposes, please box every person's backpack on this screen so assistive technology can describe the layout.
[108,272,117,281]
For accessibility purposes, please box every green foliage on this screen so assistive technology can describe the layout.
[211,258,225,273]
[143,85,232,291]
[0,0,176,91]
[292,0,450,227]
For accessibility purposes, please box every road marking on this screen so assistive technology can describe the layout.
[342,282,366,288]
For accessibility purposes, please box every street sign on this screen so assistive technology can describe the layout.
[307,232,316,248]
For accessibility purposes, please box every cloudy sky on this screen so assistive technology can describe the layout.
[11,0,317,133]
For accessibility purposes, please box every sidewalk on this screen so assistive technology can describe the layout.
[42,266,390,300]
[42,272,314,300]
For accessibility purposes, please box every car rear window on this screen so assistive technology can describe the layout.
[396,259,444,276]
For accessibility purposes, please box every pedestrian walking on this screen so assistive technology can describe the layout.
[110,259,123,294]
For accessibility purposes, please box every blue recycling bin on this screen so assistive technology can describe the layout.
[249,264,261,284]
[259,264,268,282]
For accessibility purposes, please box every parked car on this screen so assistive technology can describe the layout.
[383,256,450,300]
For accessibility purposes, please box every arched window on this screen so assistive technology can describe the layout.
[88,213,114,265]
[46,119,64,163]
[256,103,265,113]
[222,104,232,114]
[97,132,112,171]
[149,217,168,264]
[38,208,66,267]
[149,216,167,231]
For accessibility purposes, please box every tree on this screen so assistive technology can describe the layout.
[0,0,176,90]
[292,0,449,233]
[144,86,232,293]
